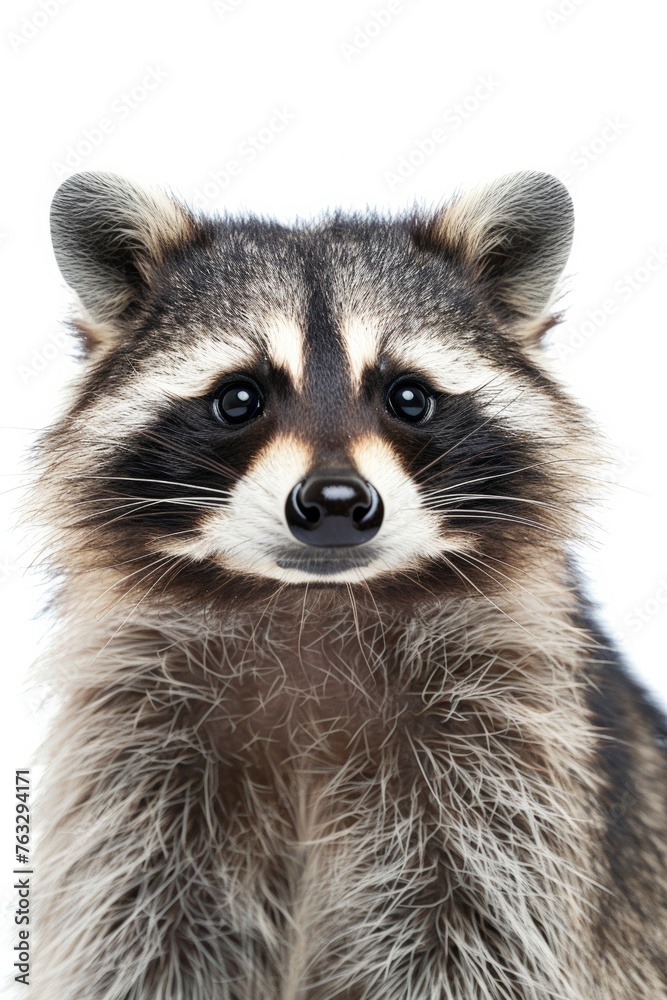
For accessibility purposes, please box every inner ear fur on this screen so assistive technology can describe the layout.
[50,171,200,337]
[413,171,574,338]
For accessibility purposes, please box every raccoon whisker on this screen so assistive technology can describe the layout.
[404,436,433,478]
[447,549,525,601]
[79,426,239,482]
[249,580,294,639]
[181,539,297,611]
[416,440,576,494]
[473,367,527,392]
[74,536,201,575]
[427,491,597,526]
[69,454,280,512]
[0,482,35,501]
[426,492,564,512]
[125,555,192,619]
[92,553,184,623]
[449,549,555,617]
[414,435,599,493]
[443,495,601,532]
[458,548,561,601]
[355,574,391,696]
[91,553,182,615]
[152,555,191,603]
[358,576,388,663]
[434,510,569,537]
[297,581,310,673]
[421,499,549,524]
[383,563,442,604]
[411,392,526,483]
[61,475,234,497]
[92,555,190,655]
[435,369,525,427]
[420,457,598,497]
[425,491,566,517]
[0,425,44,431]
[403,395,506,481]
[440,553,539,639]
[139,427,243,481]
[414,442,522,491]
[72,499,229,529]
[71,495,231,511]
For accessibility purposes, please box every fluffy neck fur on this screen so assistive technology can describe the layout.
[30,553,627,1000]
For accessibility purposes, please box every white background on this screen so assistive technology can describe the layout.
[1,0,666,954]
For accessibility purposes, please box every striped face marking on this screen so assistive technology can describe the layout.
[338,312,560,441]
[160,431,471,585]
[340,313,508,397]
[67,290,574,590]
[78,314,307,446]
[151,300,571,584]
[256,313,306,392]
[147,298,475,584]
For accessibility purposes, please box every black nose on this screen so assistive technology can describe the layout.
[285,470,384,546]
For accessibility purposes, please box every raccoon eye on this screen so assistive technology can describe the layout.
[387,378,434,423]
[212,379,263,425]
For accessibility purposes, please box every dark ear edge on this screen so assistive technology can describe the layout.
[412,171,575,339]
[50,171,201,331]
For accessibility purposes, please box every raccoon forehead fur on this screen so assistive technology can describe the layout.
[25,171,667,1000]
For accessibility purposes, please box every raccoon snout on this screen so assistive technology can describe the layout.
[285,471,383,547]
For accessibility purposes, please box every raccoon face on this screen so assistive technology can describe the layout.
[42,170,594,610]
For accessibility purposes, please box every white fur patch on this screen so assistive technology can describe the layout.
[338,313,560,440]
[77,332,259,446]
[340,312,514,397]
[257,312,305,391]
[161,431,472,584]
[339,314,383,392]
[80,314,306,444]
[385,328,504,395]
[132,332,259,398]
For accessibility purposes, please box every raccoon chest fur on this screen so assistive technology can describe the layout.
[54,596,605,1000]
[201,614,395,777]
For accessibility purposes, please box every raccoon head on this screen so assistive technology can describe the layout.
[40,170,595,613]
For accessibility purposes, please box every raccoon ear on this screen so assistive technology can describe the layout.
[50,171,198,335]
[416,171,574,336]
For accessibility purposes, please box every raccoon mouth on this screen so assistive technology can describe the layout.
[274,547,374,575]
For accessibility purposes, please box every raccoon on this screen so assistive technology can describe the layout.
[25,169,666,999]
